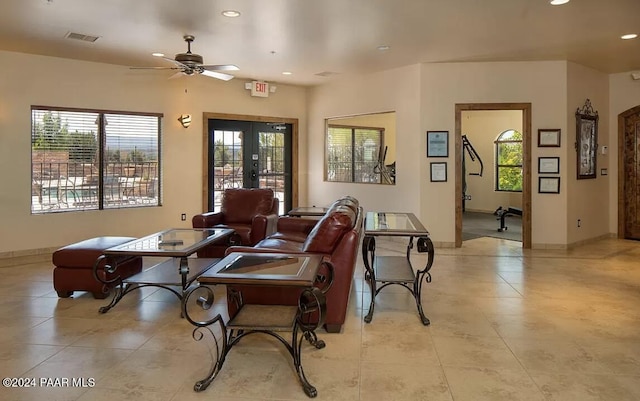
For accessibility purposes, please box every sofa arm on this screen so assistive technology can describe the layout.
[276,216,318,234]
[192,212,223,228]
[250,213,279,245]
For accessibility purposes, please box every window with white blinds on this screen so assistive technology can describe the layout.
[31,107,162,213]
[326,125,383,183]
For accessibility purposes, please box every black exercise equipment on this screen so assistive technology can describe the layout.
[495,206,522,232]
[462,135,483,211]
[374,146,395,184]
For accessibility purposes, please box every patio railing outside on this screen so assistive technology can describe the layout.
[32,161,159,212]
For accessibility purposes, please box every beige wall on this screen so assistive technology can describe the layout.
[566,62,610,244]
[421,61,569,246]
[609,72,640,234]
[0,50,307,254]
[1,49,632,255]
[462,110,523,213]
[307,65,422,214]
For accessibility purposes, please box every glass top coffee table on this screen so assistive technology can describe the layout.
[93,228,234,314]
[362,212,434,325]
[182,252,332,398]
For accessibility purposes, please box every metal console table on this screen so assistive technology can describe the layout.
[93,228,234,314]
[362,212,434,325]
[182,252,334,398]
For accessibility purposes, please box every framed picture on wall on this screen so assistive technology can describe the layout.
[430,162,447,182]
[538,157,560,174]
[538,129,561,147]
[539,177,560,194]
[427,131,449,157]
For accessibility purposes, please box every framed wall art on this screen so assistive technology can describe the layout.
[426,131,449,157]
[575,99,598,180]
[539,177,560,194]
[538,129,561,147]
[538,157,560,174]
[430,162,447,182]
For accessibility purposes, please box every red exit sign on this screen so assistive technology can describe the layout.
[251,81,269,97]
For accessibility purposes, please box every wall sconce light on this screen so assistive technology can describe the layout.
[178,114,192,128]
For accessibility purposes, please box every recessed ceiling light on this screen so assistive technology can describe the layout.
[377,45,390,51]
[621,33,638,40]
[549,0,570,5]
[152,52,164,57]
[282,71,292,75]
[222,10,241,17]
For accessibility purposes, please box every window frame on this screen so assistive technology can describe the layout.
[494,129,523,192]
[31,105,163,213]
[325,124,385,184]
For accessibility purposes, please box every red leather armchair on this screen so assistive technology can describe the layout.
[224,196,363,333]
[192,188,279,258]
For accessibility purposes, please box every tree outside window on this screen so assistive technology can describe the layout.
[495,130,523,192]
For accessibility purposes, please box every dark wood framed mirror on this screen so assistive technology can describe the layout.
[575,99,599,180]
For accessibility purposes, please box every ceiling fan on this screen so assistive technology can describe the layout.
[132,34,239,81]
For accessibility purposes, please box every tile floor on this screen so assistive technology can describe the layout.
[1,236,640,400]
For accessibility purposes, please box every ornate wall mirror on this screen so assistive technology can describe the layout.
[575,99,598,180]
[325,111,396,185]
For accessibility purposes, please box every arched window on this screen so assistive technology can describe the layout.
[495,130,522,192]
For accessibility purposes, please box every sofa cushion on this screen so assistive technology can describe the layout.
[302,206,355,254]
[221,188,275,224]
[269,231,310,243]
[255,238,305,252]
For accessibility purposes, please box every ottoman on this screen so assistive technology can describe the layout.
[52,236,143,299]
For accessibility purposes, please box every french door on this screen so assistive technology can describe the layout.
[207,119,292,215]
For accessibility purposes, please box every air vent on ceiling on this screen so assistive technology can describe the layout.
[65,32,100,43]
[315,71,339,77]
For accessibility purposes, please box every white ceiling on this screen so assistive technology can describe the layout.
[1,0,638,86]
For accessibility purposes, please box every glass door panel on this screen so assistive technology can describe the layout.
[208,120,292,215]
[254,124,291,215]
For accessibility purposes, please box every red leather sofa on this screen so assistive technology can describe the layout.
[192,188,279,257]
[224,196,363,333]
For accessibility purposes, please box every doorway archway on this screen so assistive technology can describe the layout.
[455,103,532,248]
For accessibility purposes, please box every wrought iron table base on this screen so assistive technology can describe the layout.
[362,235,434,325]
[182,286,327,398]
[93,255,215,315]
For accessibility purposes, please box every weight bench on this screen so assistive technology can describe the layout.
[496,207,522,232]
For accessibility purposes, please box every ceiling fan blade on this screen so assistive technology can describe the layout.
[200,70,234,81]
[201,64,240,71]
